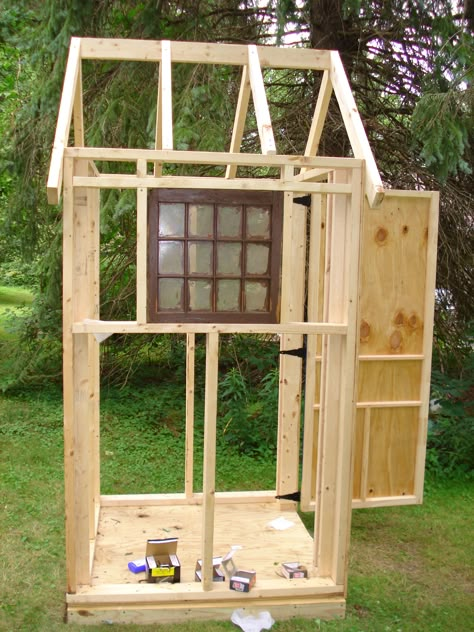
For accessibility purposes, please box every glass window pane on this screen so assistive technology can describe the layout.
[188,204,214,237]
[247,206,270,238]
[159,203,185,237]
[217,280,240,311]
[158,241,184,274]
[246,243,270,275]
[188,280,212,311]
[159,278,183,310]
[217,242,241,275]
[188,242,213,275]
[245,281,268,312]
[217,206,242,237]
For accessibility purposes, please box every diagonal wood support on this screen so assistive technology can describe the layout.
[329,51,384,207]
[247,45,276,155]
[47,37,82,205]
[302,70,333,171]
[225,65,251,178]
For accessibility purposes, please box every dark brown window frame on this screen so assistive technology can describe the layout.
[147,189,283,323]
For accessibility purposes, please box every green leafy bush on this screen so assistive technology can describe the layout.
[218,336,281,460]
[427,321,474,477]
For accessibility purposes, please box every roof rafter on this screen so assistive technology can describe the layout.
[47,38,385,207]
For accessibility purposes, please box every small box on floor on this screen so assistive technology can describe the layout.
[145,537,181,584]
[195,557,226,582]
[229,570,256,592]
[281,562,308,579]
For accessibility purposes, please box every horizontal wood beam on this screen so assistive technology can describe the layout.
[355,400,422,408]
[73,320,348,336]
[352,495,418,509]
[101,490,278,507]
[72,174,352,194]
[67,580,342,604]
[78,38,331,69]
[294,167,333,182]
[359,354,424,361]
[65,146,363,169]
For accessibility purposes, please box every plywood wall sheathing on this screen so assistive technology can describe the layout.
[304,191,438,511]
[353,193,437,505]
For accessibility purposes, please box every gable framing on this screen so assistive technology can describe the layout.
[47,37,384,207]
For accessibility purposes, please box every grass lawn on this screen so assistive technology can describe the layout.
[0,285,33,339]
[0,386,473,632]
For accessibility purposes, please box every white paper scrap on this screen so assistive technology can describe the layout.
[231,609,275,632]
[222,545,242,563]
[267,516,295,530]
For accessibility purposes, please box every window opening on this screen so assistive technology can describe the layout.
[148,189,283,322]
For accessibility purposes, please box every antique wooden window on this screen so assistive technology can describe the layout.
[147,189,283,322]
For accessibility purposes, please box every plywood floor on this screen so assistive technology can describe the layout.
[92,502,316,586]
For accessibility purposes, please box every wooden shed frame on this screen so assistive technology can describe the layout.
[48,38,439,625]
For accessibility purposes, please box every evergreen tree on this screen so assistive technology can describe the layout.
[1,0,472,384]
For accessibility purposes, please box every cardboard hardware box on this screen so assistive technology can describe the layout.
[281,562,308,579]
[195,557,226,582]
[229,570,256,592]
[145,537,181,584]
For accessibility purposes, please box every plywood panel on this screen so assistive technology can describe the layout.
[357,361,422,402]
[366,407,418,498]
[306,191,438,510]
[359,196,430,356]
[356,193,436,506]
[92,503,317,585]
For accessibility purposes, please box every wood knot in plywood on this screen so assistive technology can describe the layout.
[408,313,419,329]
[389,329,403,352]
[360,320,370,342]
[402,224,409,235]
[394,311,405,326]
[375,227,388,244]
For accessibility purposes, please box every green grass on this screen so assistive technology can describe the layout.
[0,286,34,306]
[1,386,473,631]
[0,285,33,340]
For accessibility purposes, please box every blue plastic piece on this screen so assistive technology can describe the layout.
[128,558,146,573]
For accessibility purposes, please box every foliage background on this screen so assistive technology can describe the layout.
[0,0,472,473]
